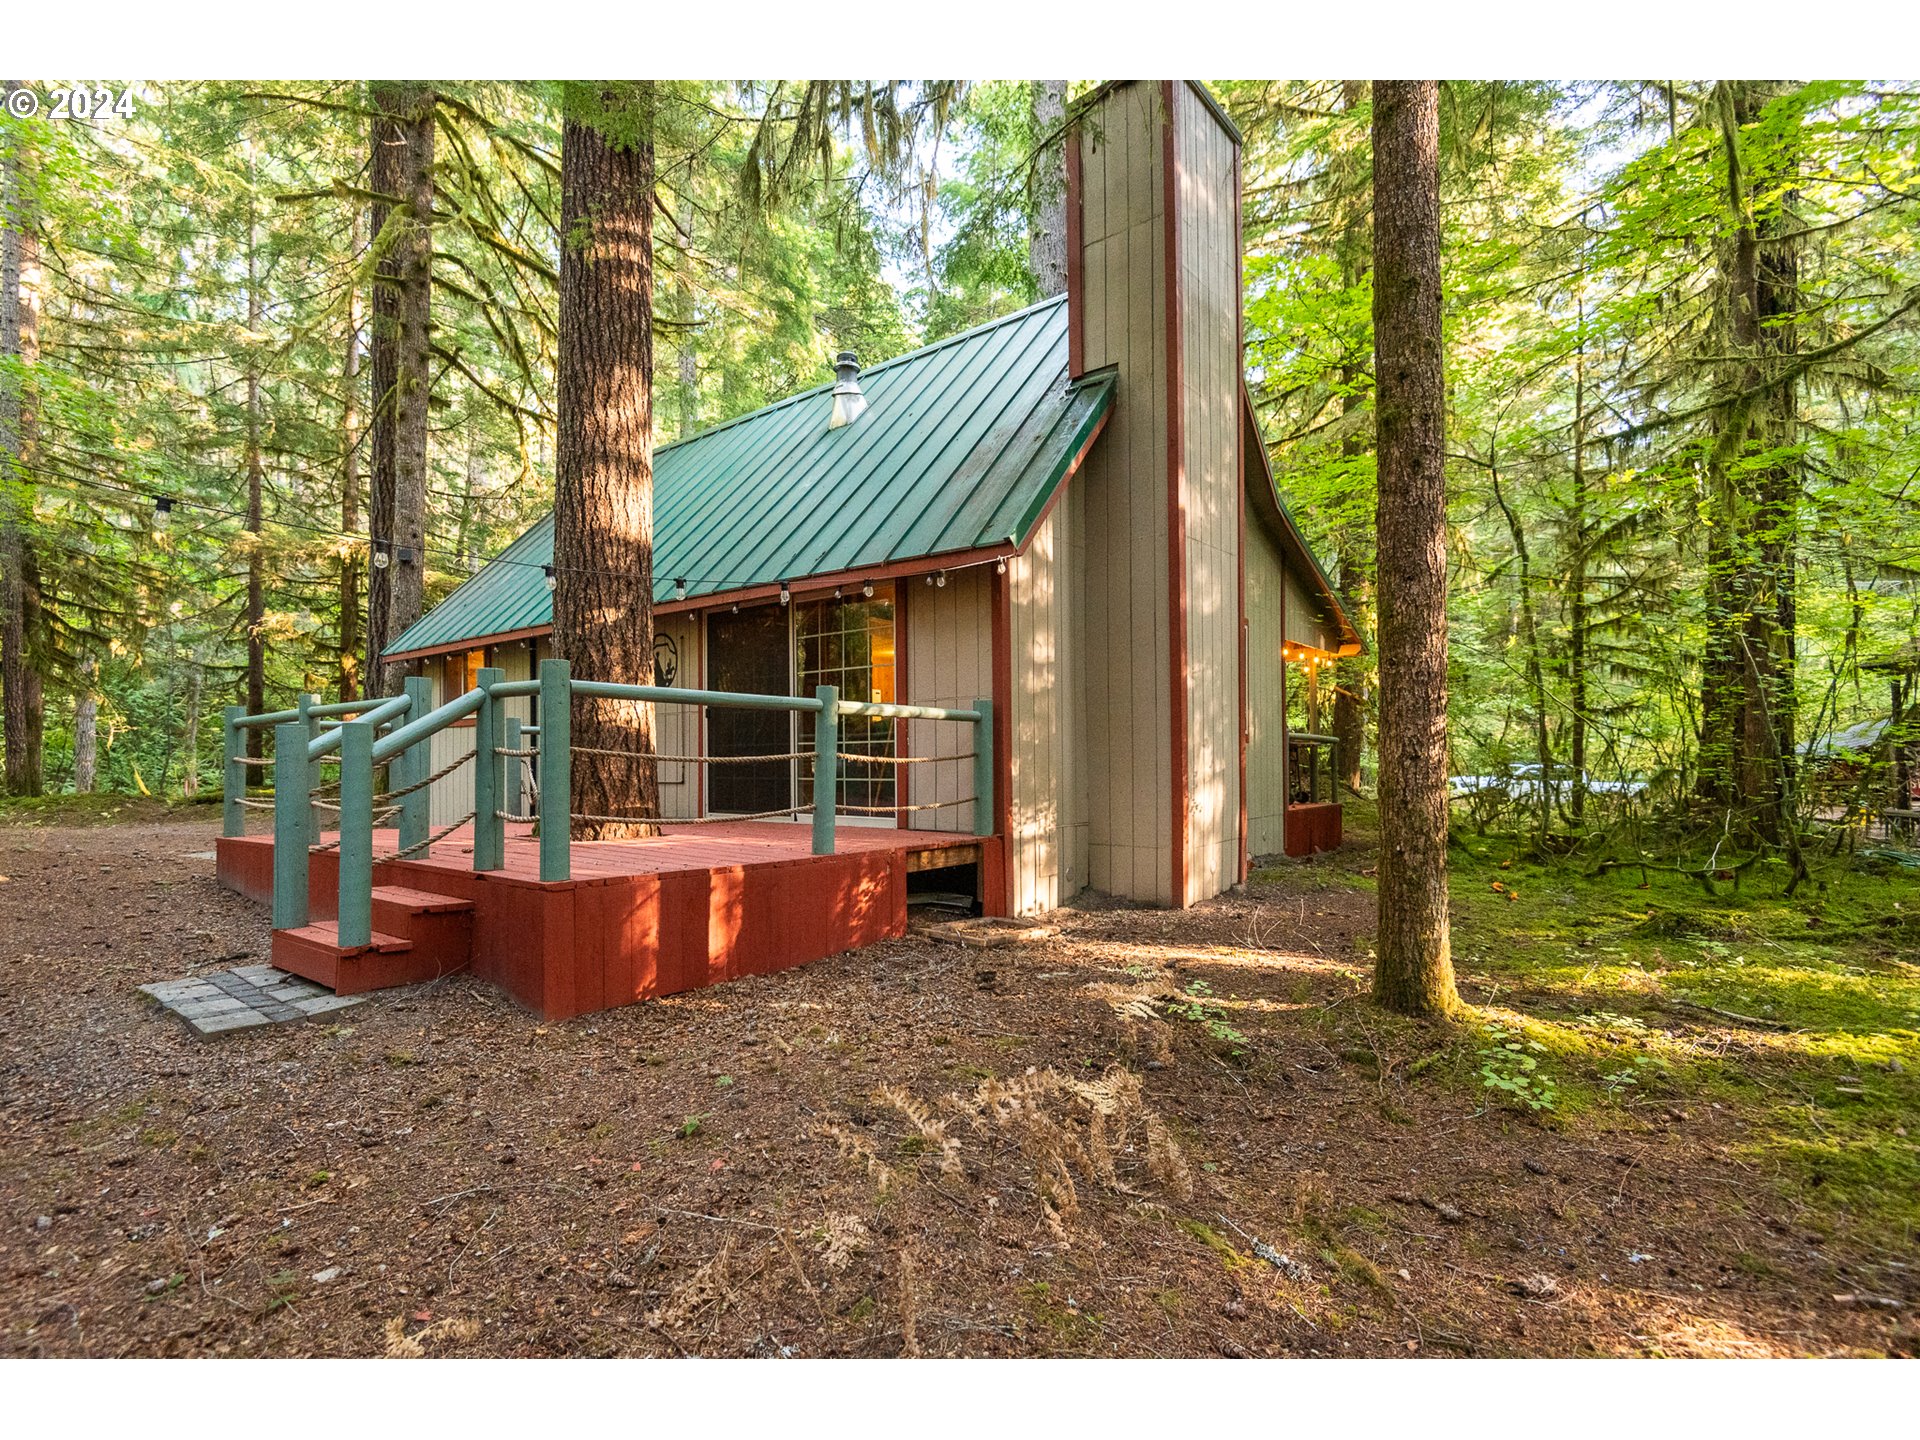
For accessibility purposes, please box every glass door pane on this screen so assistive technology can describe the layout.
[706,604,793,815]
[795,586,896,815]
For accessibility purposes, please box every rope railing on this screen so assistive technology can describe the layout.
[396,810,477,862]
[224,657,995,931]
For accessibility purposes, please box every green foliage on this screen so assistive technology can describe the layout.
[1164,978,1252,1057]
[1476,1024,1560,1111]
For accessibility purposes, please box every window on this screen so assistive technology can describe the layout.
[795,585,896,815]
[443,648,486,698]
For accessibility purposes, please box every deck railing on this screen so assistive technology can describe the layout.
[222,658,993,949]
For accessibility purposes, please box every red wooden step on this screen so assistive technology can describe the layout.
[271,922,415,994]
[369,885,475,985]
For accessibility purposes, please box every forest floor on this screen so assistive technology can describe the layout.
[1,797,1915,1358]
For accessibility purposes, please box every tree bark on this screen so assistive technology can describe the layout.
[1699,81,1802,847]
[244,176,266,753]
[1369,80,1458,1018]
[552,85,660,841]
[2,85,44,797]
[1331,82,1373,796]
[73,657,97,793]
[339,208,364,701]
[1027,81,1069,297]
[369,82,434,696]
[674,191,698,440]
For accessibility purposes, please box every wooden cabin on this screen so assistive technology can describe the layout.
[382,80,1358,922]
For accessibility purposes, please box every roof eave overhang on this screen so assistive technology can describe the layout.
[1241,382,1364,656]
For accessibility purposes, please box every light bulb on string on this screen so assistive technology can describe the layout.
[151,496,173,532]
[542,564,556,593]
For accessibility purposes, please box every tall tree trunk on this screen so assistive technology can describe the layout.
[1331,82,1373,796]
[244,176,266,755]
[553,84,660,841]
[180,662,204,799]
[1567,280,1590,824]
[339,208,364,701]
[2,84,44,797]
[1491,466,1555,843]
[674,191,698,440]
[1027,81,1069,297]
[1700,81,1802,848]
[1369,80,1458,1018]
[73,657,98,793]
[369,82,434,695]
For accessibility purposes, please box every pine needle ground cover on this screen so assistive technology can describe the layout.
[1,802,1913,1357]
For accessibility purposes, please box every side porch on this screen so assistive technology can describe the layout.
[217,820,1000,1022]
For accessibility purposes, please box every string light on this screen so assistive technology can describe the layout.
[861,582,874,599]
[151,495,173,530]
[673,577,687,601]
[542,564,556,592]
[779,581,790,606]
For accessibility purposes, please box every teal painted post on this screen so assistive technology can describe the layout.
[337,719,374,948]
[272,720,311,930]
[812,684,839,856]
[537,658,571,882]
[298,692,323,849]
[972,698,995,838]
[473,666,505,872]
[398,675,433,853]
[503,716,524,819]
[222,706,246,837]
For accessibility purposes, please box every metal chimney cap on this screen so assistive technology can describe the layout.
[829,350,867,428]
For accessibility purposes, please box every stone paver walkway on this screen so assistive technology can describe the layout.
[140,964,367,1038]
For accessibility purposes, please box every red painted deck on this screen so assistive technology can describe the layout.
[1285,802,1343,857]
[217,822,1001,1021]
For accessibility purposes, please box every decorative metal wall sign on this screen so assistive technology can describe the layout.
[653,631,680,688]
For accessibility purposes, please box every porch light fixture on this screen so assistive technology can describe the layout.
[828,351,867,429]
[542,564,556,592]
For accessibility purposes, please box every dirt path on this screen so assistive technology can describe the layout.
[0,813,1901,1356]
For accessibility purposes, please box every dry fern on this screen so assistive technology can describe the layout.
[383,1314,481,1358]
[873,1083,964,1178]
[818,1122,896,1194]
[645,1236,736,1332]
[816,1212,870,1272]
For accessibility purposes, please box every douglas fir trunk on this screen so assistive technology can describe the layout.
[368,82,434,695]
[1368,80,1458,1017]
[552,85,661,840]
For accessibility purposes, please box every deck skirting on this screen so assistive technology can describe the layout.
[217,823,1001,1021]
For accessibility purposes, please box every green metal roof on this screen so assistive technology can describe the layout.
[387,294,1113,659]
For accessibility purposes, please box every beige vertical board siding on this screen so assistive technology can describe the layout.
[904,568,991,834]
[427,724,479,830]
[493,641,535,820]
[1175,87,1242,903]
[1008,503,1085,914]
[1064,477,1090,891]
[654,614,699,819]
[1284,566,1341,653]
[1077,82,1174,906]
[1244,517,1289,856]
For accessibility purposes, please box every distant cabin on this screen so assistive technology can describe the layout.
[385,80,1359,917]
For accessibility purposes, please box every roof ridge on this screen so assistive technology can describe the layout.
[656,294,1070,455]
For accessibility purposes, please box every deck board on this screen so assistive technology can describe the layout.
[350,820,980,884]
